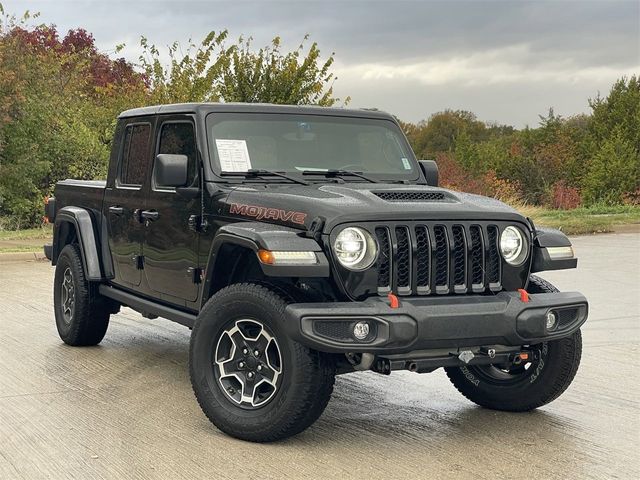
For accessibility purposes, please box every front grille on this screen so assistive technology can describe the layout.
[373,191,448,202]
[373,223,503,296]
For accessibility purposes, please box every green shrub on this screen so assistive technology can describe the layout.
[582,128,640,205]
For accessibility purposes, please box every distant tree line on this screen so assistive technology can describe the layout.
[402,76,639,209]
[0,7,637,228]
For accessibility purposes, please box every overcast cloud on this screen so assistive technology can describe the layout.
[4,0,639,127]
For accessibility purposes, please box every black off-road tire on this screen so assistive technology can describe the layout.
[189,282,336,442]
[53,244,111,346]
[445,275,582,411]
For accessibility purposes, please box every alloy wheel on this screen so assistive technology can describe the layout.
[214,319,283,408]
[60,267,75,324]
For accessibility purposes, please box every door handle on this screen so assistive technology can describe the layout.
[140,210,159,222]
[108,206,124,215]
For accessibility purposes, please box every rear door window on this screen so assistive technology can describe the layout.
[119,123,151,187]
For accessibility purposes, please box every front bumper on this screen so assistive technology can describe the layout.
[283,291,588,355]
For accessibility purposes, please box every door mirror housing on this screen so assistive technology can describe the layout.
[155,154,188,188]
[418,160,439,187]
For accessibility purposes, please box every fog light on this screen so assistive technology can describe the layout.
[353,321,370,340]
[546,311,558,331]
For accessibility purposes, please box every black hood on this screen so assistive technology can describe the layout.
[221,182,527,233]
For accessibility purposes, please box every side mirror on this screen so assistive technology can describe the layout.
[155,154,188,188]
[419,160,439,187]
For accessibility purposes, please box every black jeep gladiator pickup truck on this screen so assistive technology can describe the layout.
[44,103,587,442]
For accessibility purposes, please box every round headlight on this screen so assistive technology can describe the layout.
[500,226,528,265]
[333,227,377,270]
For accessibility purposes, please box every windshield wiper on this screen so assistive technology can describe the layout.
[220,169,308,185]
[301,169,378,183]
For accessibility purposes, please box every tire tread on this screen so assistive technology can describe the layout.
[445,275,582,411]
[54,243,110,346]
[190,282,335,442]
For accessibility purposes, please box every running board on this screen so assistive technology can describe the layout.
[99,285,196,328]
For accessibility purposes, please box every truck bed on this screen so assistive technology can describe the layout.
[55,179,106,207]
[54,179,107,225]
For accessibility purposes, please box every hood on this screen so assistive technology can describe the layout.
[221,182,527,233]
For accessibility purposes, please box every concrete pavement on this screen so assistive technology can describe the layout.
[0,232,638,479]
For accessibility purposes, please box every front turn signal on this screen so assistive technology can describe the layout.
[257,250,318,266]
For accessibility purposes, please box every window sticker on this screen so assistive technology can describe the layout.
[401,157,411,170]
[216,139,252,172]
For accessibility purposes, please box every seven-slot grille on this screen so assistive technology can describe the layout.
[373,223,503,296]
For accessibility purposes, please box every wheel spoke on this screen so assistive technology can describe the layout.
[217,357,239,376]
[229,331,249,354]
[252,334,270,355]
[256,362,279,384]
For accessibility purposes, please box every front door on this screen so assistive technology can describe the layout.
[104,120,152,288]
[142,117,200,303]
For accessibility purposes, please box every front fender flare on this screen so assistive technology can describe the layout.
[203,221,330,288]
[531,227,577,272]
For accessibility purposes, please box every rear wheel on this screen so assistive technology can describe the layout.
[445,275,582,411]
[53,244,111,346]
[189,283,336,442]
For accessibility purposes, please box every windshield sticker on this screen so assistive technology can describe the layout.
[401,157,411,170]
[216,139,252,172]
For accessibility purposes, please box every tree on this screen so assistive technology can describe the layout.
[454,130,480,171]
[589,76,640,153]
[139,32,348,106]
[582,127,640,205]
[583,76,640,204]
[0,10,146,227]
[410,110,487,158]
[0,11,350,227]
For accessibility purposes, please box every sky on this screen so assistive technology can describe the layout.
[3,0,639,127]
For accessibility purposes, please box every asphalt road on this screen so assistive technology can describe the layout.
[1,232,638,480]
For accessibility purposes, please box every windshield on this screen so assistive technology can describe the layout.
[206,113,419,181]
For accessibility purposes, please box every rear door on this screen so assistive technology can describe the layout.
[142,116,201,303]
[103,119,152,288]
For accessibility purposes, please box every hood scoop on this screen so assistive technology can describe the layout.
[373,191,452,202]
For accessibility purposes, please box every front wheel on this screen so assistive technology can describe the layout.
[445,275,582,411]
[446,331,582,411]
[189,283,336,442]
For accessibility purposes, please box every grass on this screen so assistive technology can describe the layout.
[0,224,52,253]
[516,204,640,235]
[0,224,52,241]
[0,245,47,253]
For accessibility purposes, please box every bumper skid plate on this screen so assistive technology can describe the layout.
[284,291,588,355]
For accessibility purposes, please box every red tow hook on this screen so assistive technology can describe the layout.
[518,288,530,303]
[388,292,400,309]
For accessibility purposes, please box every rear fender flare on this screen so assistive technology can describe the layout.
[53,206,103,281]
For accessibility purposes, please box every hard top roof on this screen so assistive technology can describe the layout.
[118,102,396,121]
